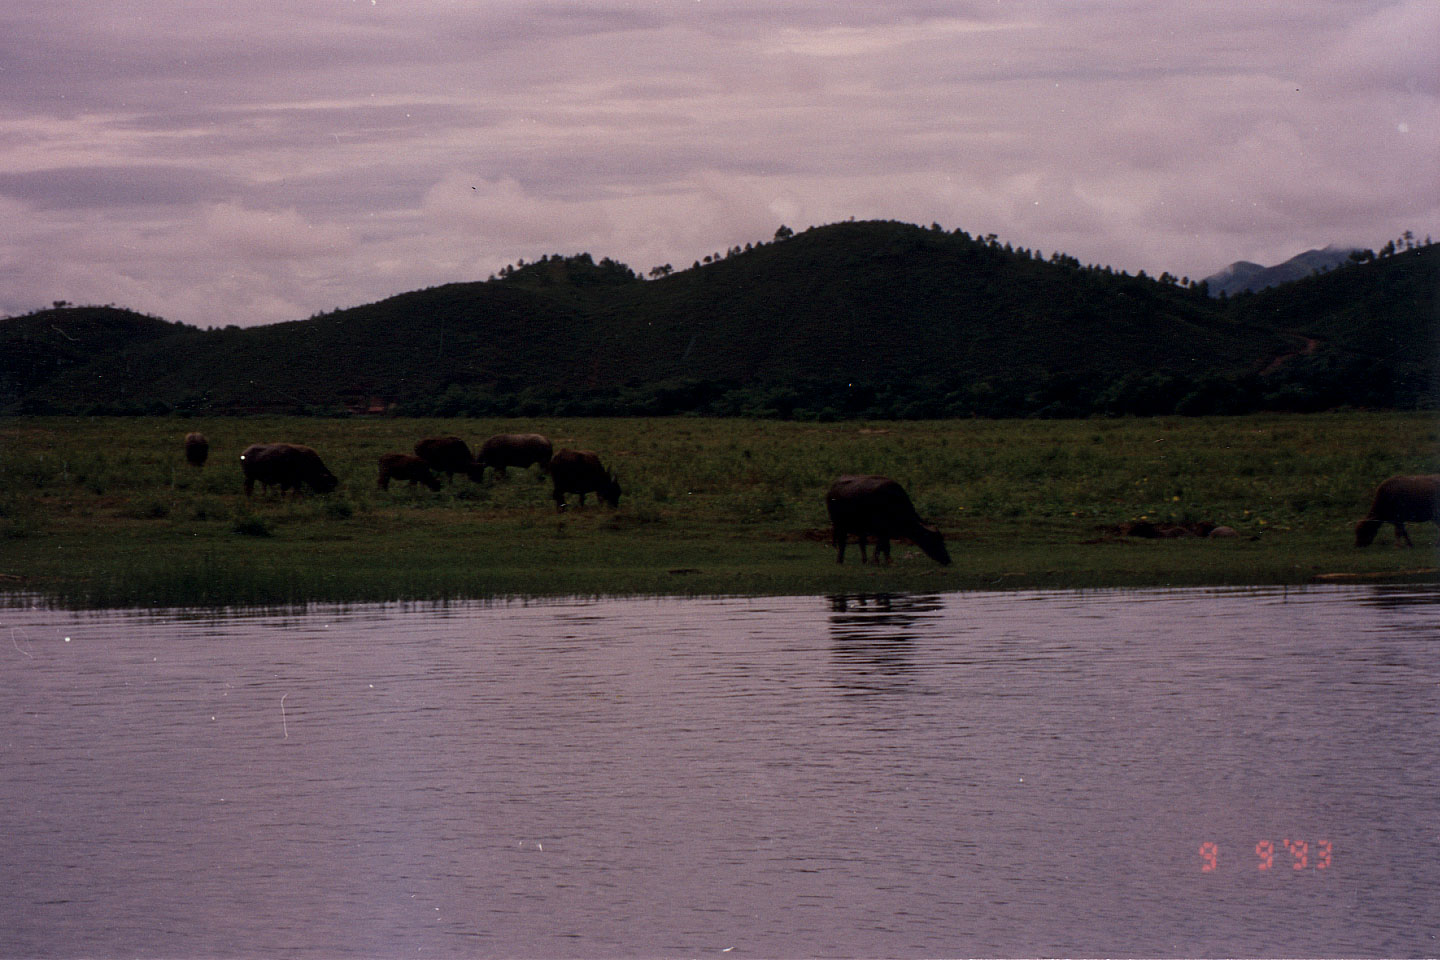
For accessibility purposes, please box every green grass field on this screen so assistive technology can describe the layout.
[2,413,1436,607]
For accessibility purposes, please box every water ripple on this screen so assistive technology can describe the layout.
[1,585,1436,957]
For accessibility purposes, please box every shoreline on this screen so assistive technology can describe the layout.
[3,412,1437,609]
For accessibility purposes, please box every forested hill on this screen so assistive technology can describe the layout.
[4,220,1437,419]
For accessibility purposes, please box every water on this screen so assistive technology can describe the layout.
[2,586,1437,958]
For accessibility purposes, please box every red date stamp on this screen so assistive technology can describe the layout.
[1200,839,1332,872]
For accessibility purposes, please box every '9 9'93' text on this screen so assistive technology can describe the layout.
[1199,840,1332,873]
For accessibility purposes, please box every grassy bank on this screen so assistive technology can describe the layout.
[2,413,1436,608]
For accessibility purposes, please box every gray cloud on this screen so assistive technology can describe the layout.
[1,0,1435,326]
[0,165,241,209]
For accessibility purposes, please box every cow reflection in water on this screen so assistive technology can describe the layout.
[827,593,943,694]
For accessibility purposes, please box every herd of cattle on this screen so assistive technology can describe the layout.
[181,431,1439,563]
[188,431,622,513]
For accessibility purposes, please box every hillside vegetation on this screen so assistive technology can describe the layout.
[4,220,1437,419]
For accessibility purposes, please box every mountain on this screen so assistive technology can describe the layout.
[0,306,195,412]
[1204,245,1359,297]
[3,221,1436,418]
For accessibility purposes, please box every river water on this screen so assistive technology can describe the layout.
[2,586,1437,958]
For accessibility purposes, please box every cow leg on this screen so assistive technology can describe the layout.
[876,536,892,564]
[1394,522,1413,546]
[833,527,847,564]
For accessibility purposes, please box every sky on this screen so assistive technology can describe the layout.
[1,0,1436,328]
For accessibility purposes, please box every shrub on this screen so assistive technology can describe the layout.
[233,514,272,537]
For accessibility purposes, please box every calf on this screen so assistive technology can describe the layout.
[377,453,442,491]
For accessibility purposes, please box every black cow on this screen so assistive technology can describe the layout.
[377,453,442,491]
[825,475,950,565]
[1355,474,1440,547]
[479,433,553,478]
[414,436,484,483]
[549,449,621,512]
[184,432,209,467]
[240,443,339,496]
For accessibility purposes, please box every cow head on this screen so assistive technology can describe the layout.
[1354,518,1382,547]
[600,471,622,508]
[914,523,951,565]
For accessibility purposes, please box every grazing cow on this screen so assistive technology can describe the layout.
[413,436,484,483]
[825,475,951,566]
[1354,474,1440,547]
[479,433,553,478]
[240,443,339,496]
[377,453,442,491]
[549,449,621,512]
[183,432,209,467]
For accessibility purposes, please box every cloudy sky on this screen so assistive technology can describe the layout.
[2,0,1436,328]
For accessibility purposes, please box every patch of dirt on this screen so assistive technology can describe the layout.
[1312,569,1438,583]
[1092,520,1222,541]
[1261,335,1321,375]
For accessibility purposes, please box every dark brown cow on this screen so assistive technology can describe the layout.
[240,443,339,496]
[549,449,621,512]
[377,453,442,491]
[1354,474,1440,546]
[478,433,553,478]
[825,475,950,565]
[184,431,209,467]
[413,436,484,483]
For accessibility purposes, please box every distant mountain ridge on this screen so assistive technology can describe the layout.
[3,220,1436,418]
[1204,245,1358,297]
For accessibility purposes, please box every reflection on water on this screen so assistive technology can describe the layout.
[828,594,943,695]
[1354,583,1440,609]
[1,585,1437,958]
